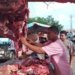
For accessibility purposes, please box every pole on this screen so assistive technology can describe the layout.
[70,15,72,33]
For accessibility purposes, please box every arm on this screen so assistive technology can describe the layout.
[27,38,43,47]
[32,42,43,47]
[20,36,45,54]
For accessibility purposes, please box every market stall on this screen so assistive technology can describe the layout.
[0,0,75,75]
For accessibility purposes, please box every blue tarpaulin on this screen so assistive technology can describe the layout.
[27,22,50,33]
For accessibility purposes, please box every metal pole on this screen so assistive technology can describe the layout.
[70,15,72,33]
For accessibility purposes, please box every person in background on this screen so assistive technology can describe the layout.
[26,33,37,55]
[26,33,45,59]
[38,32,48,44]
[20,26,72,75]
[8,39,16,54]
[60,30,74,64]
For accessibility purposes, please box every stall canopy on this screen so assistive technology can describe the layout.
[28,0,75,3]
[27,22,50,33]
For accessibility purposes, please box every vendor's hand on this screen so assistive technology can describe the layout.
[20,36,35,45]
[27,39,35,44]
[20,36,27,44]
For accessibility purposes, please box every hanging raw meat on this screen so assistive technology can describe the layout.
[0,0,29,57]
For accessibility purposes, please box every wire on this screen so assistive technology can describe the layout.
[44,2,50,9]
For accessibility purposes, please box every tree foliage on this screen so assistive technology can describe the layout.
[28,16,63,31]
